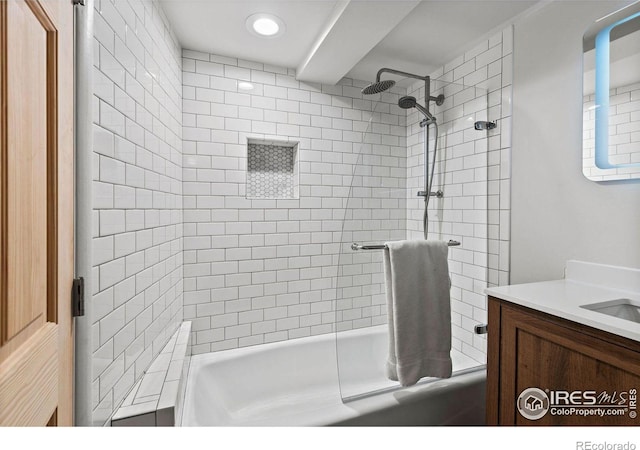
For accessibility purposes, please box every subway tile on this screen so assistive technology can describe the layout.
[95,29,510,422]
[195,87,224,103]
[196,60,224,77]
[94,236,114,266]
[92,0,184,425]
[100,101,126,136]
[264,331,287,344]
[183,71,210,88]
[225,324,251,339]
[100,210,126,236]
[94,68,115,105]
[100,156,126,184]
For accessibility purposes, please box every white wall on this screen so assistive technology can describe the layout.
[511,0,640,284]
[182,51,407,354]
[181,25,514,364]
[91,0,183,425]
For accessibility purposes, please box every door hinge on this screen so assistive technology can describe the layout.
[72,277,85,317]
[72,0,85,6]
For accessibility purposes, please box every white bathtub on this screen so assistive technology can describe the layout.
[181,325,486,426]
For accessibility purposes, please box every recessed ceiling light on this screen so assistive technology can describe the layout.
[238,81,254,91]
[246,13,286,38]
[254,18,279,35]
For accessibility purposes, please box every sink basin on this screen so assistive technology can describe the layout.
[581,299,640,323]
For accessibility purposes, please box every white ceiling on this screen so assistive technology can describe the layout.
[348,1,538,82]
[160,0,538,85]
[159,0,340,69]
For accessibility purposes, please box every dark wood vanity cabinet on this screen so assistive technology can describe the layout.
[487,296,640,425]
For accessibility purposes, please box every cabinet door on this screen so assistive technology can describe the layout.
[498,304,640,426]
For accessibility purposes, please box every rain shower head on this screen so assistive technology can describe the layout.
[361,79,396,95]
[398,95,436,123]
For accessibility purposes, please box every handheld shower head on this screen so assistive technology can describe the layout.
[361,79,396,95]
[398,96,436,123]
[398,95,417,109]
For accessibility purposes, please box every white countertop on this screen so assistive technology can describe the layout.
[485,260,640,343]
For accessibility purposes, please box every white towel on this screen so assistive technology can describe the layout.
[383,240,452,386]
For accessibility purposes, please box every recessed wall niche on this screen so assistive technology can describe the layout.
[246,139,299,199]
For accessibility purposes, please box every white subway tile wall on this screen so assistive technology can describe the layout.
[583,82,640,180]
[92,0,183,425]
[406,27,513,363]
[182,50,408,354]
[89,0,514,419]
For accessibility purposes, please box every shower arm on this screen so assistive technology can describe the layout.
[375,68,440,104]
[375,67,426,82]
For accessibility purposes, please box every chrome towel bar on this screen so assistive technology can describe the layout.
[350,240,461,251]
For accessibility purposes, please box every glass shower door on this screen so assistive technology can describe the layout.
[335,78,490,401]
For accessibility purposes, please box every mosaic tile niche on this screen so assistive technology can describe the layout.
[247,140,299,199]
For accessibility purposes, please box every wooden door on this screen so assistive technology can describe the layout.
[0,0,74,426]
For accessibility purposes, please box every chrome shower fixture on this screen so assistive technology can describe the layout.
[361,79,396,95]
[398,95,436,124]
[362,67,447,241]
[361,68,446,105]
[474,120,497,130]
